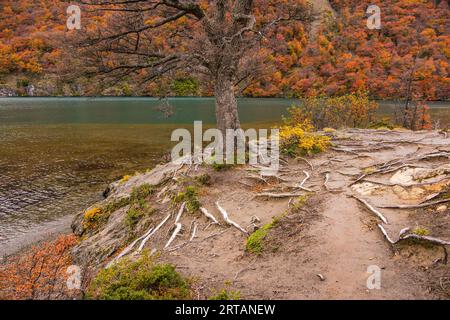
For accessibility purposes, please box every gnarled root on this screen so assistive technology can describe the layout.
[215,202,249,235]
[200,207,220,225]
[352,195,388,224]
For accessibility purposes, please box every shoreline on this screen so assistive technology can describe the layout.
[1,214,73,259]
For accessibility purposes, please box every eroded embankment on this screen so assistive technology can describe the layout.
[72,129,450,299]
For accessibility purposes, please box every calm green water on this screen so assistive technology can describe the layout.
[0,97,448,254]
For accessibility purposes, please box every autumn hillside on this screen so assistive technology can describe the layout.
[0,0,448,99]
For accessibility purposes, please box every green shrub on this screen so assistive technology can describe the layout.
[285,91,378,130]
[130,184,154,202]
[174,186,200,213]
[84,184,154,232]
[171,77,199,96]
[125,207,144,229]
[208,289,241,300]
[87,254,191,300]
[103,197,131,215]
[246,218,280,254]
[412,227,430,236]
[195,173,212,186]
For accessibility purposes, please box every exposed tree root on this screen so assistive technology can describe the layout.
[137,213,172,252]
[299,170,310,188]
[377,199,449,209]
[378,224,450,249]
[296,157,314,170]
[246,174,268,184]
[200,207,220,225]
[360,177,450,188]
[351,195,388,224]
[106,227,154,268]
[215,202,249,235]
[255,192,306,199]
[165,223,183,249]
[164,202,186,249]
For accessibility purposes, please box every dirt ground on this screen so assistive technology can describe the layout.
[144,129,450,300]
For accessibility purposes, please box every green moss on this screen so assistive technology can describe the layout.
[125,207,144,229]
[195,173,212,186]
[174,186,200,213]
[246,218,280,254]
[208,289,241,300]
[124,184,156,229]
[130,184,154,202]
[103,197,132,215]
[87,253,191,300]
[289,195,309,212]
[412,227,430,236]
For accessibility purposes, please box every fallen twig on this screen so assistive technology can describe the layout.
[202,229,228,241]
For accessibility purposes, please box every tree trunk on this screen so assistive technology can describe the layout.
[214,75,241,133]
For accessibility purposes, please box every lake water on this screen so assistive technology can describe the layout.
[0,97,448,255]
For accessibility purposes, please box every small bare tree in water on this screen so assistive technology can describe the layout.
[71,0,311,132]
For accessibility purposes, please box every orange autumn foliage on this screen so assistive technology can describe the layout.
[0,234,79,300]
[0,0,448,100]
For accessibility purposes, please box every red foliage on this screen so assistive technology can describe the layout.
[0,234,79,300]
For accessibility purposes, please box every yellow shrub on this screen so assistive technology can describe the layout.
[120,175,131,183]
[279,120,330,156]
[83,207,102,230]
